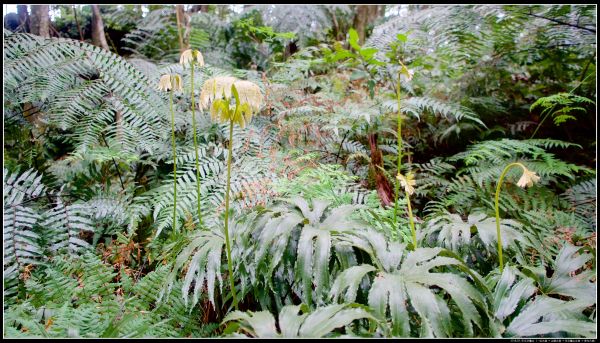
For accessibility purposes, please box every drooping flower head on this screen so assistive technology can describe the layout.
[396,172,416,195]
[399,60,414,82]
[157,74,183,92]
[200,76,264,128]
[516,167,540,188]
[199,76,238,109]
[157,74,172,92]
[180,49,205,67]
[232,80,263,112]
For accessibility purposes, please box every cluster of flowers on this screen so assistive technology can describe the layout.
[157,49,263,127]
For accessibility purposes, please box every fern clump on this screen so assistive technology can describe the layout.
[3,4,596,339]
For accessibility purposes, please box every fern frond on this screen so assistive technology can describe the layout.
[42,196,95,255]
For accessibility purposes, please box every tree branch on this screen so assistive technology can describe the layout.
[525,9,595,33]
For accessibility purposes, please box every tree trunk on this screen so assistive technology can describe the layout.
[91,5,109,50]
[30,5,50,38]
[17,5,29,33]
[175,5,188,52]
[352,5,382,44]
[378,5,387,18]
[368,133,394,206]
[284,40,299,60]
[72,5,84,41]
[191,5,209,12]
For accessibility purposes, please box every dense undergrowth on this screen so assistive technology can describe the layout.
[3,4,597,338]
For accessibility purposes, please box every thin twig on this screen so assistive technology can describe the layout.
[100,133,126,192]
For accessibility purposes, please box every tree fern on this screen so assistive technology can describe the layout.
[4,31,169,159]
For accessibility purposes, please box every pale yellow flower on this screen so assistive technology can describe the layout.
[157,74,172,91]
[200,77,264,128]
[516,167,540,188]
[157,74,183,92]
[199,76,238,109]
[401,65,414,82]
[180,49,205,67]
[398,60,414,82]
[233,80,264,112]
[170,74,183,92]
[396,172,416,195]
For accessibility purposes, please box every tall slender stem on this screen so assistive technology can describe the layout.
[170,89,177,232]
[223,119,238,310]
[190,62,203,227]
[393,72,403,234]
[530,104,556,139]
[494,162,524,272]
[405,190,417,250]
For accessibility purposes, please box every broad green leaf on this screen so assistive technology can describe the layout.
[359,47,378,60]
[348,28,361,50]
[224,303,381,338]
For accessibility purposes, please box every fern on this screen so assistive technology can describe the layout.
[4,252,205,338]
[4,31,169,159]
[42,195,95,254]
[3,168,45,298]
[562,178,596,230]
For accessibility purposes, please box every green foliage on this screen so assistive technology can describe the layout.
[4,168,45,299]
[249,197,367,307]
[562,178,596,229]
[3,4,596,339]
[223,303,382,338]
[332,229,492,337]
[530,93,595,126]
[4,31,169,162]
[42,195,95,254]
[274,163,369,205]
[3,253,208,337]
[422,212,525,257]
[487,246,596,338]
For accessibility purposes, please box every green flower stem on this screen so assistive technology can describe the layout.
[223,118,238,310]
[405,190,417,250]
[169,88,177,232]
[393,73,403,232]
[190,62,203,227]
[494,162,525,272]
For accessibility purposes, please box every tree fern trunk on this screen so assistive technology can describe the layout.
[368,133,394,206]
